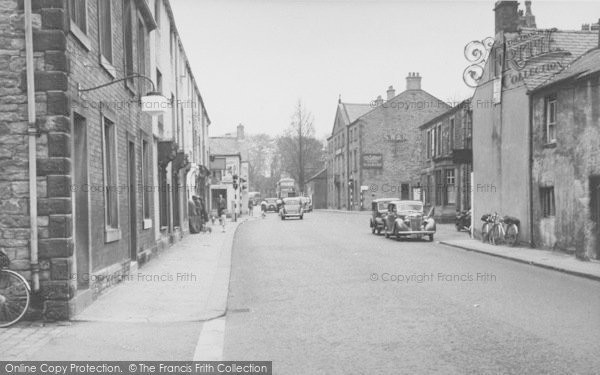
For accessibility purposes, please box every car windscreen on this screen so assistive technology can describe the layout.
[377,202,389,211]
[266,199,277,203]
[283,199,300,205]
[398,203,423,212]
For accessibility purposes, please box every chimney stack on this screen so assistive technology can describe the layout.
[237,123,245,140]
[386,85,396,100]
[406,72,421,91]
[494,1,520,34]
[374,95,384,106]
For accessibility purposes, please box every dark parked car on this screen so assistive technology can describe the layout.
[370,198,399,235]
[265,198,278,212]
[383,200,436,241]
[280,197,304,220]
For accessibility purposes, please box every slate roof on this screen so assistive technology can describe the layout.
[209,136,248,160]
[342,103,372,124]
[534,47,600,90]
[508,29,599,91]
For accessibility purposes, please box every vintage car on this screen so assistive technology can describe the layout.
[370,198,400,235]
[280,197,304,220]
[265,198,278,212]
[383,200,435,241]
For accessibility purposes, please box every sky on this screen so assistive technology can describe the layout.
[170,0,600,139]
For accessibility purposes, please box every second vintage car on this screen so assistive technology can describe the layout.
[370,197,400,235]
[280,197,304,220]
[383,200,436,241]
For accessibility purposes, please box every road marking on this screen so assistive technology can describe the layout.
[193,317,226,360]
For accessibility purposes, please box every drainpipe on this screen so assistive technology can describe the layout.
[24,0,40,292]
[528,92,534,248]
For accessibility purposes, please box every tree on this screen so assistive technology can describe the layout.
[246,133,277,196]
[276,100,325,193]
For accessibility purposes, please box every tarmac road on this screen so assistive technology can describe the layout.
[223,211,600,374]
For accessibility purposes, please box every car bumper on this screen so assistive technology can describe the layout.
[395,230,435,236]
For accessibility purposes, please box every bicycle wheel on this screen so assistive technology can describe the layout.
[0,270,30,328]
[505,224,519,246]
[481,223,490,243]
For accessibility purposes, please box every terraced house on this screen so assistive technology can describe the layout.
[472,0,599,258]
[0,0,210,320]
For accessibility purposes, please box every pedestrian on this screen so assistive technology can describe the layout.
[248,199,254,216]
[193,195,204,232]
[199,197,209,231]
[217,194,227,232]
[188,197,200,233]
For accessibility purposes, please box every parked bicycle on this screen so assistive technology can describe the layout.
[480,212,519,246]
[0,251,30,327]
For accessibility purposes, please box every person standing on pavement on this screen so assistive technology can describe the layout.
[248,199,254,216]
[217,194,227,232]
[188,197,199,233]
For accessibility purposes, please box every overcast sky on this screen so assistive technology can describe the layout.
[170,0,600,139]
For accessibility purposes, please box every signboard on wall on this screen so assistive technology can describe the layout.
[361,154,383,169]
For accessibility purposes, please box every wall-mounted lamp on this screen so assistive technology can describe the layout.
[78,74,168,115]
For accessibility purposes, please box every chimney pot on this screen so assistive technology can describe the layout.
[386,85,396,100]
[237,123,245,140]
[406,72,422,90]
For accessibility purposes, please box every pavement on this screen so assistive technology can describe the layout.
[440,238,600,282]
[223,211,600,374]
[0,217,247,360]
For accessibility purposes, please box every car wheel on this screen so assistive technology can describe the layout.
[429,234,434,242]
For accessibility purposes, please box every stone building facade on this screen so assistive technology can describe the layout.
[419,100,473,223]
[327,73,450,211]
[529,48,600,260]
[471,0,598,248]
[0,0,210,320]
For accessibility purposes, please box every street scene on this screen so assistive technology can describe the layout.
[1,0,600,374]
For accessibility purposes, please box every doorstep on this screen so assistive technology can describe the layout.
[439,238,600,282]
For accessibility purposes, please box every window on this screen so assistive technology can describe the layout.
[137,19,146,91]
[353,149,357,171]
[123,0,133,82]
[434,170,442,206]
[103,117,118,229]
[540,187,555,217]
[142,140,151,220]
[69,0,87,33]
[449,117,455,152]
[154,0,161,29]
[426,129,432,159]
[445,168,455,205]
[436,123,442,156]
[544,94,557,144]
[464,111,473,149]
[98,0,112,63]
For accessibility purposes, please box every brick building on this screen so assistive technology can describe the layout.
[419,100,473,222]
[0,0,210,320]
[327,73,450,211]
[529,47,600,259]
[306,168,327,210]
[471,0,598,249]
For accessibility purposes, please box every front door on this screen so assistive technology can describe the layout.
[128,141,137,261]
[590,176,600,259]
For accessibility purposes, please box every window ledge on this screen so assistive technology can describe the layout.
[100,55,117,78]
[70,22,91,51]
[143,219,153,230]
[104,228,121,243]
[543,142,557,149]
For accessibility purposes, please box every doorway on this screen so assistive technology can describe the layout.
[128,141,137,261]
[590,176,600,259]
[73,114,89,289]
